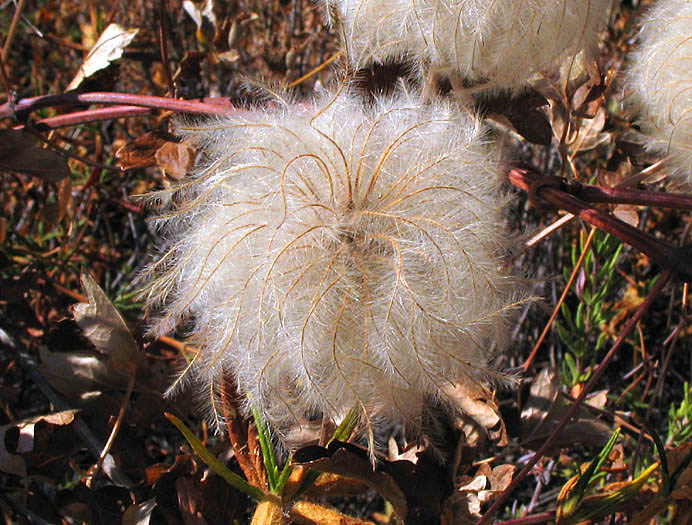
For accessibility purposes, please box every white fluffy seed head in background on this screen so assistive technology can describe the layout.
[327,0,611,95]
[626,0,692,185]
[141,90,525,446]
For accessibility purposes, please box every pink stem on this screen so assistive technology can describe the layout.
[0,92,237,120]
[14,106,153,130]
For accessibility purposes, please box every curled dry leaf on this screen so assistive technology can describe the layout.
[444,381,508,447]
[122,498,156,525]
[299,471,370,499]
[484,90,552,146]
[0,129,70,182]
[600,159,640,228]
[521,368,611,452]
[631,443,692,525]
[155,141,195,181]
[290,500,374,525]
[176,477,208,525]
[0,424,27,478]
[72,273,139,375]
[443,463,515,525]
[251,499,283,525]
[38,347,130,399]
[0,410,79,479]
[293,443,408,520]
[293,440,452,523]
[66,24,139,91]
[115,131,169,171]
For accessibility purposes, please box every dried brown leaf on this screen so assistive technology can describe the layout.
[293,441,451,523]
[0,424,26,478]
[0,410,79,479]
[443,463,514,524]
[301,472,370,499]
[0,129,70,182]
[155,142,194,181]
[293,443,408,519]
[38,347,128,398]
[122,499,156,525]
[72,273,139,375]
[115,131,168,171]
[58,502,93,524]
[177,477,208,525]
[444,381,508,447]
[484,90,552,146]
[487,464,515,493]
[66,24,138,91]
[290,500,373,525]
[521,368,612,452]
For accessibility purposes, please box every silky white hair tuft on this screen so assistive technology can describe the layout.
[141,90,525,445]
[626,0,692,184]
[326,0,611,94]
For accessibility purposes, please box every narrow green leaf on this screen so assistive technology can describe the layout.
[561,428,621,517]
[252,406,279,493]
[330,406,360,445]
[575,302,585,331]
[275,463,293,495]
[165,413,266,502]
[643,420,671,496]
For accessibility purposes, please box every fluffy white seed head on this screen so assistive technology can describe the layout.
[626,0,692,184]
[141,90,524,445]
[327,0,611,94]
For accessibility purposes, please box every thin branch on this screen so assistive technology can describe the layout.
[0,44,13,105]
[522,227,596,372]
[1,0,28,63]
[574,183,692,210]
[25,106,153,130]
[510,169,692,282]
[158,0,176,97]
[85,353,139,488]
[0,92,239,121]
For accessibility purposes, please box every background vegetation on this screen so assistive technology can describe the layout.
[0,0,690,523]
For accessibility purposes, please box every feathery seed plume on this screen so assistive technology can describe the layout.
[141,90,525,447]
[327,0,611,95]
[626,0,692,185]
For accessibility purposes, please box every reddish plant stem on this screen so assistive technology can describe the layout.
[521,227,596,372]
[574,183,692,210]
[25,106,153,130]
[158,0,176,97]
[1,0,27,63]
[479,269,672,524]
[0,92,237,121]
[510,168,692,282]
[0,46,12,104]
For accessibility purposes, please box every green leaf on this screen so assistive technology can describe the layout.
[575,302,585,331]
[555,321,573,347]
[560,428,621,518]
[252,406,280,494]
[165,413,266,502]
